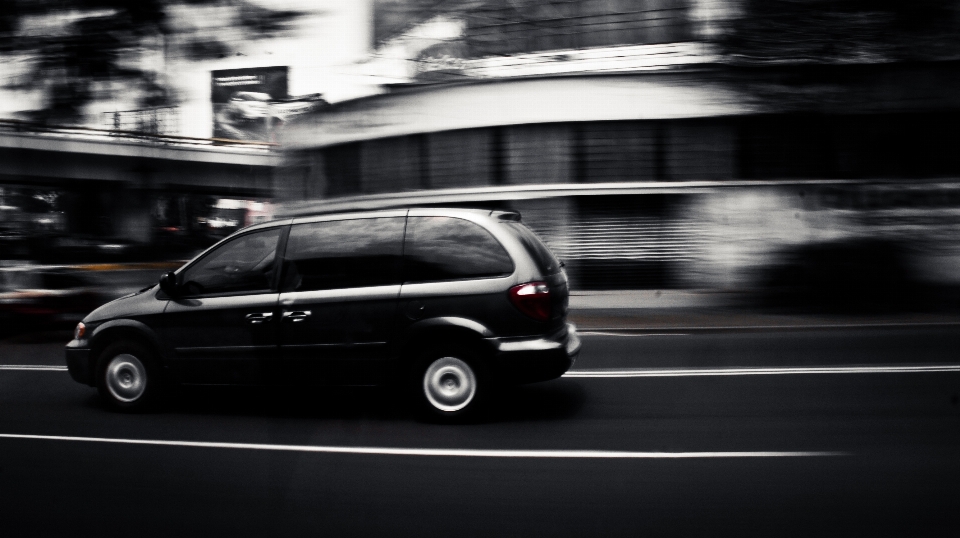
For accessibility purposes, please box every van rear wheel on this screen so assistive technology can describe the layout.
[417,348,486,420]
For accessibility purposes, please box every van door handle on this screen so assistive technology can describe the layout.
[245,312,274,324]
[282,310,312,322]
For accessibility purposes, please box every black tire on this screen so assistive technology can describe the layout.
[96,340,161,412]
[414,346,488,421]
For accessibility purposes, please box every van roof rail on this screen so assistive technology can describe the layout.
[490,210,521,221]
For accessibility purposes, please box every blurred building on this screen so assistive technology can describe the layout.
[278,0,960,295]
[3,1,959,300]
[367,0,730,82]
[0,1,369,262]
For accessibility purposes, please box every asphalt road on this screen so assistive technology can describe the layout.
[2,327,959,537]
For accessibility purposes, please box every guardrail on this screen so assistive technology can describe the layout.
[0,118,277,151]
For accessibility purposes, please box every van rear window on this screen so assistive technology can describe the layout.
[404,216,514,283]
[503,222,561,275]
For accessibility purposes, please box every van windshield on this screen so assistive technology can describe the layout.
[503,222,562,275]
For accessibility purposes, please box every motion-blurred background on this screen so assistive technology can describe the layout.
[3,0,960,335]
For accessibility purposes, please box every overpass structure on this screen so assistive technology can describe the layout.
[0,120,278,243]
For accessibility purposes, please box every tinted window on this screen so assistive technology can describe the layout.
[404,216,513,283]
[504,222,561,275]
[180,227,282,296]
[282,217,404,291]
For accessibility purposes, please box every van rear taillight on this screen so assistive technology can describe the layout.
[509,282,551,321]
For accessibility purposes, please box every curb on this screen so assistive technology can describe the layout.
[574,320,960,334]
[568,305,960,331]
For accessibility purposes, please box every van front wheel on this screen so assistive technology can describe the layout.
[96,341,159,412]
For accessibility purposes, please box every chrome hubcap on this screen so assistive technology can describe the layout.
[423,357,476,412]
[105,353,147,403]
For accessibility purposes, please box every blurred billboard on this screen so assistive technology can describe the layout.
[212,66,288,141]
[212,66,328,142]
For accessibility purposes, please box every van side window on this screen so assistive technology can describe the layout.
[180,227,282,296]
[404,216,514,283]
[282,217,405,291]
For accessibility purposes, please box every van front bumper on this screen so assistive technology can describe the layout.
[65,339,95,386]
[487,323,581,384]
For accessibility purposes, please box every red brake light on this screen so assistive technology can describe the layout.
[509,282,551,321]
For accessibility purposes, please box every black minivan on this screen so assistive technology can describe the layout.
[65,208,580,418]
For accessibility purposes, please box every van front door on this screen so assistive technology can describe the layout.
[161,226,284,384]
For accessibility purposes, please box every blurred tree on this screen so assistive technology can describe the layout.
[0,0,304,124]
[722,0,960,64]
[374,0,482,46]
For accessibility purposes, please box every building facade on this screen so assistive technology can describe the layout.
[278,2,960,296]
[277,67,960,293]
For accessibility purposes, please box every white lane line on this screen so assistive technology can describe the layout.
[0,433,844,458]
[584,321,960,332]
[5,364,959,377]
[580,332,689,337]
[565,365,960,378]
[0,365,67,371]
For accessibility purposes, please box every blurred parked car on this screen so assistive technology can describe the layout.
[0,267,106,331]
[758,239,923,312]
[33,236,146,264]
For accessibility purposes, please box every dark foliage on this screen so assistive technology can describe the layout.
[0,0,304,124]
[723,0,960,64]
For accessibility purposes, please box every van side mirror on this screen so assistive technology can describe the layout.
[159,271,179,297]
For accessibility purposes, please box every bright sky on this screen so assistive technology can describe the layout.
[0,1,379,138]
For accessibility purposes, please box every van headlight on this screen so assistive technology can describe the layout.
[74,322,86,341]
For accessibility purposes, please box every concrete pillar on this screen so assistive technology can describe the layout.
[112,187,154,244]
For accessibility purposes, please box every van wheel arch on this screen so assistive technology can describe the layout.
[90,327,164,376]
[400,325,495,372]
